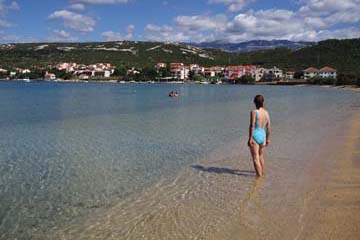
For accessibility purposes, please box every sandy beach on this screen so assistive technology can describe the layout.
[294,110,360,239]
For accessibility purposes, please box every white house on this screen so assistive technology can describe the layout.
[44,72,56,80]
[56,62,77,72]
[172,67,189,80]
[266,66,283,79]
[170,63,190,80]
[204,68,215,77]
[104,70,112,78]
[21,69,31,74]
[318,67,337,79]
[255,68,266,82]
[303,67,319,80]
[285,71,295,80]
[155,63,167,69]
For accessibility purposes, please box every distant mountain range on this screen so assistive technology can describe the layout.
[188,40,315,52]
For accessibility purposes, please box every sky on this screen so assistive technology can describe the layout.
[0,0,359,43]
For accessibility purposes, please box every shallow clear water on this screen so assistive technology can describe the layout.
[0,82,359,239]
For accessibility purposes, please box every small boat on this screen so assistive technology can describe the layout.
[23,78,30,82]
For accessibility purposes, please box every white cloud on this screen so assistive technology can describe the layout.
[145,0,360,43]
[0,30,39,43]
[208,0,253,12]
[144,24,192,42]
[299,0,360,25]
[48,29,78,42]
[70,0,128,4]
[101,24,135,41]
[299,0,359,16]
[0,1,19,28]
[48,10,96,33]
[144,14,229,42]
[0,1,19,15]
[289,27,360,42]
[69,3,86,10]
[175,14,227,31]
[0,19,12,27]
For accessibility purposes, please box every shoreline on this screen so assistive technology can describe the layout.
[296,108,360,239]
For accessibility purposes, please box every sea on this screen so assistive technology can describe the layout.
[0,81,359,239]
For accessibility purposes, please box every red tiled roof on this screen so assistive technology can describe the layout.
[303,67,319,73]
[319,66,336,72]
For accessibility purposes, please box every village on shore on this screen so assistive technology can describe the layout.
[0,61,337,85]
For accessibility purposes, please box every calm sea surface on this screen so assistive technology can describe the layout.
[0,81,359,239]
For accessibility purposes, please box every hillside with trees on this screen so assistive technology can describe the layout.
[0,38,359,78]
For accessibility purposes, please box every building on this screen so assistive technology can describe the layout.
[255,68,266,82]
[71,63,115,78]
[211,66,225,75]
[155,63,167,69]
[204,67,215,78]
[172,67,189,80]
[303,67,319,80]
[56,62,77,72]
[225,65,257,80]
[79,74,90,80]
[285,71,295,80]
[44,72,56,80]
[267,66,283,79]
[16,68,31,74]
[127,68,141,75]
[170,63,189,80]
[170,63,184,70]
[318,66,337,79]
[190,64,204,74]
[253,66,284,82]
[22,69,31,74]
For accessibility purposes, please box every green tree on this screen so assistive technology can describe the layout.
[294,71,304,79]
[113,66,127,77]
[142,66,158,80]
[235,75,255,84]
[192,74,204,82]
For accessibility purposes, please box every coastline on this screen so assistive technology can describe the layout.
[296,108,360,239]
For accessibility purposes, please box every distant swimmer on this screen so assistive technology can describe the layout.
[169,91,179,97]
[248,95,271,177]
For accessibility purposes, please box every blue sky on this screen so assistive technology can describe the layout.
[0,0,359,43]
